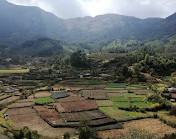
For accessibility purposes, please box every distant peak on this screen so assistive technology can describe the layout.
[166,12,176,20]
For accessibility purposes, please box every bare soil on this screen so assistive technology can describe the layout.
[60,100,98,112]
[8,102,33,109]
[61,110,106,122]
[58,96,85,103]
[6,107,36,116]
[35,92,51,98]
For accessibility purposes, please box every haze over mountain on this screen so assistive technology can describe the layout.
[0,0,176,47]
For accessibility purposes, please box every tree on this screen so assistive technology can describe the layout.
[70,51,89,69]
[78,119,99,139]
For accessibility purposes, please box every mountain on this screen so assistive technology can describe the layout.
[10,37,64,57]
[0,0,66,46]
[64,14,162,42]
[141,13,176,41]
[1,0,176,48]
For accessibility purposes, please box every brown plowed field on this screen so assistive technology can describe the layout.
[0,96,19,105]
[10,113,46,128]
[60,100,98,112]
[35,106,63,126]
[8,106,76,138]
[58,96,85,103]
[61,110,106,122]
[17,99,34,103]
[6,107,36,116]
[98,118,176,138]
[80,91,107,100]
[8,102,33,109]
[0,95,11,101]
[35,92,51,98]
[52,103,66,113]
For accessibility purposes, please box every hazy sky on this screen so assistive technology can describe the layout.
[7,0,176,19]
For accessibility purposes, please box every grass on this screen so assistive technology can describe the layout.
[105,87,126,90]
[0,108,14,128]
[0,69,29,74]
[152,83,169,93]
[132,102,159,109]
[113,101,159,109]
[35,97,55,105]
[157,111,176,128]
[99,107,151,122]
[72,78,104,85]
[130,97,145,102]
[116,129,159,139]
[110,97,129,102]
[106,83,127,89]
[127,84,148,90]
[114,102,130,108]
[96,100,114,107]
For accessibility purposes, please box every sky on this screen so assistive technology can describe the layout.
[7,0,176,19]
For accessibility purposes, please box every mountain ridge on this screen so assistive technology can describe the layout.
[0,0,176,46]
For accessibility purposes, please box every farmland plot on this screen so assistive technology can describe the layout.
[52,103,66,112]
[98,119,176,139]
[130,89,154,95]
[17,98,34,103]
[105,83,127,90]
[6,107,36,116]
[35,92,51,98]
[61,110,106,122]
[51,91,68,99]
[8,102,33,109]
[90,118,116,126]
[0,96,19,105]
[0,95,11,101]
[9,112,46,128]
[96,100,113,107]
[58,96,85,103]
[34,106,63,126]
[60,100,98,112]
[99,107,151,122]
[106,93,124,97]
[80,90,107,99]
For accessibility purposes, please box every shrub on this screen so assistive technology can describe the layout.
[163,133,176,139]
[146,103,171,112]
[63,132,70,139]
[170,106,176,116]
[147,94,161,103]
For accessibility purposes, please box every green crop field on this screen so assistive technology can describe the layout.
[96,100,114,107]
[35,97,55,105]
[99,106,151,121]
[72,78,104,85]
[127,84,148,90]
[105,83,127,90]
[0,69,29,74]
[110,97,129,102]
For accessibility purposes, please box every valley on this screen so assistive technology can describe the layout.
[0,0,176,138]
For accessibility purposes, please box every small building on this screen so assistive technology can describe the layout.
[171,93,176,102]
[168,87,176,93]
[170,99,176,103]
[79,72,91,78]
